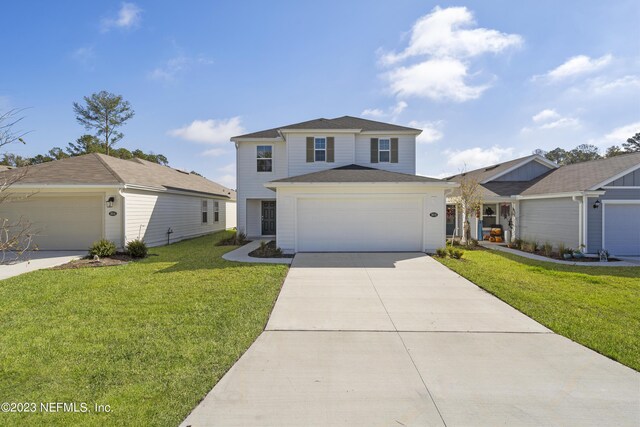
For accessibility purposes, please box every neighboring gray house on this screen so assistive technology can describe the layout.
[0,154,236,250]
[446,152,640,256]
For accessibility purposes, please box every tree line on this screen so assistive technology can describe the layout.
[537,133,639,166]
[0,91,168,167]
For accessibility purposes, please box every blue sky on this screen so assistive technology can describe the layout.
[1,1,639,187]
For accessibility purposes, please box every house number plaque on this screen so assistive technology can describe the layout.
[429,212,438,217]
[108,211,118,216]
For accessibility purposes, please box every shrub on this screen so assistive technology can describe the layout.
[543,242,553,258]
[126,239,148,258]
[435,247,448,257]
[89,239,116,258]
[447,247,464,259]
[558,243,566,257]
[466,239,478,248]
[218,231,249,246]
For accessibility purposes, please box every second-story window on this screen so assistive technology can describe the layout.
[378,139,390,163]
[314,137,326,162]
[257,145,272,172]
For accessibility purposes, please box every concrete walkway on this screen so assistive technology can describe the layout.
[182,253,640,426]
[0,251,85,280]
[221,240,293,265]
[481,242,639,267]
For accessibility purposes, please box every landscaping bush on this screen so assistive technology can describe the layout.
[447,247,464,259]
[217,231,249,246]
[249,240,286,258]
[543,242,553,258]
[126,239,148,259]
[435,247,448,257]
[89,239,116,258]
[558,243,566,257]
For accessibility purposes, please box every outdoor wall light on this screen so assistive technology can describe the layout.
[106,196,115,208]
[593,200,601,209]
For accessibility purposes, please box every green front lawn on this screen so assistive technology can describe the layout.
[0,231,288,426]
[437,248,640,371]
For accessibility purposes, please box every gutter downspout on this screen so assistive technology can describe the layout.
[572,195,584,249]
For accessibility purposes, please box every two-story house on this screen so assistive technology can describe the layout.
[231,116,457,253]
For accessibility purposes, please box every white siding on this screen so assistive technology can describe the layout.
[245,199,263,236]
[275,184,445,253]
[123,189,227,247]
[225,201,237,229]
[236,141,286,234]
[355,134,416,174]
[286,133,355,176]
[519,197,580,249]
[104,192,123,248]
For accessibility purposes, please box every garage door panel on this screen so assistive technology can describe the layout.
[2,195,103,250]
[604,204,640,256]
[297,197,423,252]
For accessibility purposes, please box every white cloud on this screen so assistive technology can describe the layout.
[149,55,213,82]
[71,46,96,68]
[585,75,640,94]
[102,3,142,32]
[219,162,235,174]
[381,6,522,65]
[534,54,612,82]
[386,58,490,102]
[408,120,444,144]
[532,109,560,123]
[524,108,580,132]
[214,174,236,189]
[169,117,244,145]
[444,146,514,171]
[379,7,520,102]
[202,148,230,157]
[603,121,640,144]
[362,101,407,120]
[361,108,384,118]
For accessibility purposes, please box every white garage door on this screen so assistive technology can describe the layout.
[604,203,640,256]
[296,197,423,252]
[2,194,103,250]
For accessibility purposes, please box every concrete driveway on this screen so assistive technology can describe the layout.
[182,253,640,426]
[0,251,85,280]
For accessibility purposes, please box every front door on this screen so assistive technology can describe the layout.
[261,201,276,235]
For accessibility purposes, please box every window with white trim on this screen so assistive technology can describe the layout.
[378,138,390,163]
[214,201,219,222]
[314,137,326,162]
[201,200,208,223]
[257,145,272,172]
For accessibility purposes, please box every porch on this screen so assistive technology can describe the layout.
[446,200,518,242]
[245,199,276,238]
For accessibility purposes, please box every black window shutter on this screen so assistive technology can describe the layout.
[306,137,314,162]
[370,138,379,163]
[327,137,335,162]
[390,138,399,163]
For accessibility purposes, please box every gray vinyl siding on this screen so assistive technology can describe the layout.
[519,197,579,249]
[606,168,640,187]
[493,161,553,182]
[586,188,640,253]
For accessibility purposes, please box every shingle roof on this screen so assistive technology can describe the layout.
[233,116,421,139]
[268,164,446,184]
[446,154,546,183]
[521,152,640,195]
[0,153,236,199]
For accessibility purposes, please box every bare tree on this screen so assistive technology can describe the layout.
[450,175,483,244]
[0,109,35,263]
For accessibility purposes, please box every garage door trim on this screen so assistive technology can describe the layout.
[293,193,426,252]
[602,199,640,256]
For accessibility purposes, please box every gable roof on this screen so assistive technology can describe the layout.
[446,154,556,184]
[520,152,640,195]
[267,164,447,185]
[232,116,421,139]
[0,153,235,199]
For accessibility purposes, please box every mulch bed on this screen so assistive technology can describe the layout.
[248,241,294,259]
[51,253,134,270]
[503,246,619,262]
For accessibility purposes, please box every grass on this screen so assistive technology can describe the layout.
[436,248,640,371]
[0,231,288,426]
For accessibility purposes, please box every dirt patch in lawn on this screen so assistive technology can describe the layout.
[51,254,134,270]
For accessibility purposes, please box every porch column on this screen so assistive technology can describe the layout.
[512,201,519,242]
